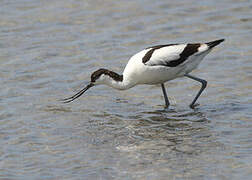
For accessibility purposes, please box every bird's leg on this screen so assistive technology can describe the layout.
[185,74,207,109]
[161,83,170,108]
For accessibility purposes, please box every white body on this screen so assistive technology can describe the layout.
[116,44,211,89]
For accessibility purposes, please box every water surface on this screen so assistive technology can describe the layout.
[0,0,252,179]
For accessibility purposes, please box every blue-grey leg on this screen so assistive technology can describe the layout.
[161,83,170,108]
[185,74,207,109]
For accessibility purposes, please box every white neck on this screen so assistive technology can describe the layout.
[104,76,136,90]
[93,69,137,90]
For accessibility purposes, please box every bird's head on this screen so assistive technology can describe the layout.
[90,68,111,85]
[61,68,123,103]
[91,68,123,85]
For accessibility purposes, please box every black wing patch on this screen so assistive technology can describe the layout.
[206,39,224,49]
[142,44,177,64]
[165,44,200,67]
[142,43,200,67]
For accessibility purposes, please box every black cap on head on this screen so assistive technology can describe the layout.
[91,68,108,82]
[91,68,123,82]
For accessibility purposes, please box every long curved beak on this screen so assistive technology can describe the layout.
[60,83,94,103]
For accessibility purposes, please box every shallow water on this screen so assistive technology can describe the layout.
[0,0,252,179]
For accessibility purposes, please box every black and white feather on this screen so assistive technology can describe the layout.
[142,39,224,67]
[121,39,224,85]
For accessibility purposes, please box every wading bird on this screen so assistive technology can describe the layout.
[61,39,224,109]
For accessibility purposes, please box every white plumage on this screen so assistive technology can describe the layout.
[145,45,187,66]
[61,39,224,108]
[123,44,208,85]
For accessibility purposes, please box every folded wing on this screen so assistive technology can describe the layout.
[143,43,202,67]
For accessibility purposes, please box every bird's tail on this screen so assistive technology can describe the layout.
[206,39,225,49]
